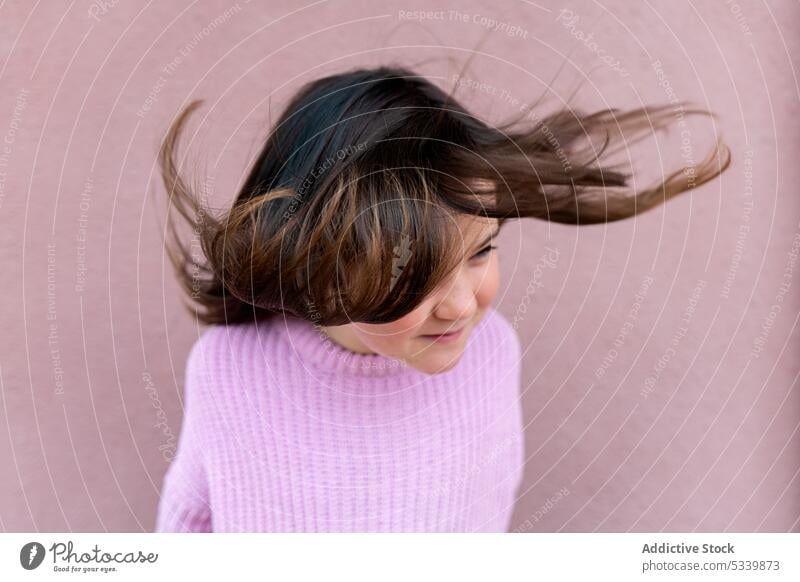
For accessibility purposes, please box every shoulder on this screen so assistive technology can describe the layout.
[481,306,522,361]
[180,323,265,424]
[183,322,260,388]
[480,307,522,366]
[185,325,230,373]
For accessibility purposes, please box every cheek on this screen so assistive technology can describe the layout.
[355,311,427,351]
[475,256,500,306]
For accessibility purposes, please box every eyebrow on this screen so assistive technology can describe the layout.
[471,225,502,252]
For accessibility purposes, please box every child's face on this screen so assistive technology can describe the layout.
[320,215,501,375]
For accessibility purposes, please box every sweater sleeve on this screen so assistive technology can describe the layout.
[155,331,214,532]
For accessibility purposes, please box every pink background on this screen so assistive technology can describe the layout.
[0,0,798,532]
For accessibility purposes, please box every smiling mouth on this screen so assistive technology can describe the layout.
[420,327,466,342]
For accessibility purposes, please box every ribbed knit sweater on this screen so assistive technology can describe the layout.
[155,307,524,532]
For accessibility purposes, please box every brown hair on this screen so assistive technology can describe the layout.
[158,65,730,327]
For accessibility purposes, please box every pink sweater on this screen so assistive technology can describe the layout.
[155,307,524,532]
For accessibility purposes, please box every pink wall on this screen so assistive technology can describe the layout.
[1,0,797,532]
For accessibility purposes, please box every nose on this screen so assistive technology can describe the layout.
[432,270,477,322]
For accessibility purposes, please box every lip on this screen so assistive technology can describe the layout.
[420,326,466,344]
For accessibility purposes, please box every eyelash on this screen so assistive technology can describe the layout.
[472,245,497,260]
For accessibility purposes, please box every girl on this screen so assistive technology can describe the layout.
[154,66,730,532]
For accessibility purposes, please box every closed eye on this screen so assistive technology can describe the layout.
[472,244,497,260]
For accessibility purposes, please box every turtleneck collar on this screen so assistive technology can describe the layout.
[267,314,429,378]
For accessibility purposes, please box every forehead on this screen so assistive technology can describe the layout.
[450,178,499,238]
[451,213,499,242]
